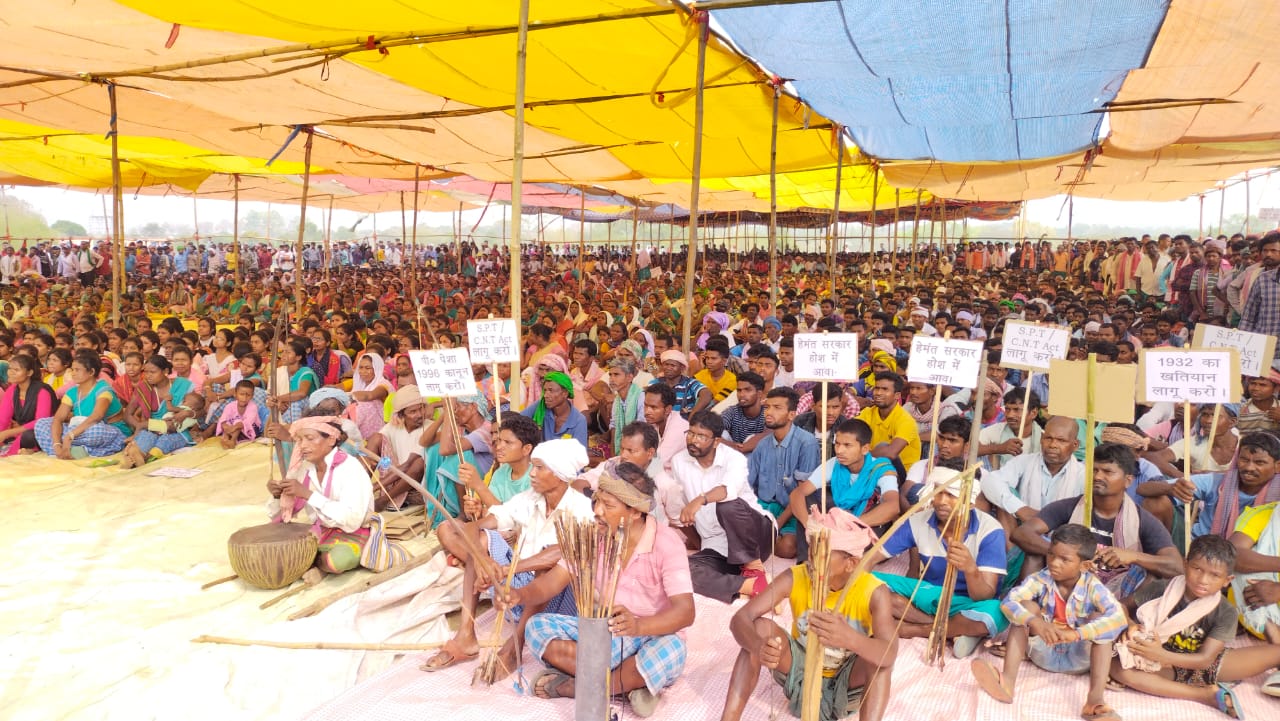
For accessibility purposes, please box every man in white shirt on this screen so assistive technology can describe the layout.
[576,421,684,526]
[977,388,1043,471]
[670,411,776,603]
[57,247,78,280]
[979,416,1082,526]
[643,382,689,472]
[426,438,594,678]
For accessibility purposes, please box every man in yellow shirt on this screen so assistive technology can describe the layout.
[720,507,897,721]
[856,371,921,470]
[695,339,737,403]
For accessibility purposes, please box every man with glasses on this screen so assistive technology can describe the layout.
[671,411,776,603]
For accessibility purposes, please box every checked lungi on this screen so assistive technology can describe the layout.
[524,612,687,695]
[33,419,125,457]
[483,529,576,621]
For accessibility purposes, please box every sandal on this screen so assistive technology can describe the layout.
[971,660,1012,704]
[420,640,477,673]
[1215,682,1245,720]
[532,668,573,699]
[1081,703,1122,721]
[1262,670,1280,699]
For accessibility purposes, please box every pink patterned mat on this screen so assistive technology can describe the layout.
[305,590,1273,721]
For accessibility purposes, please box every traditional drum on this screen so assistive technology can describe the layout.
[227,522,318,589]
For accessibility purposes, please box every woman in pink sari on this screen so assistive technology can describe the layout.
[0,355,56,455]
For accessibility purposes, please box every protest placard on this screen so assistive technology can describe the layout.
[1001,320,1071,372]
[1137,348,1240,404]
[906,336,984,388]
[1191,323,1276,378]
[793,333,861,382]
[408,348,477,398]
[466,318,521,364]
[1048,359,1137,423]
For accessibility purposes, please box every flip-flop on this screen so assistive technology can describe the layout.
[420,640,477,673]
[1262,670,1280,698]
[971,660,1012,704]
[1216,682,1245,720]
[1081,703,1122,721]
[532,669,573,699]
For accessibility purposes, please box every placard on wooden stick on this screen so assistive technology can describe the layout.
[1047,359,1137,423]
[408,348,477,398]
[466,318,521,364]
[793,333,861,382]
[1137,348,1240,404]
[1001,320,1071,372]
[1191,324,1275,379]
[907,336,984,389]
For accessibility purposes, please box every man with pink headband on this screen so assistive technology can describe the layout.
[721,507,899,721]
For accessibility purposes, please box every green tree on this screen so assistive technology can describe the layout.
[0,196,53,243]
[51,219,88,237]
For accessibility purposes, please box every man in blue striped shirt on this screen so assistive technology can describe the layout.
[747,387,819,559]
[1240,232,1280,372]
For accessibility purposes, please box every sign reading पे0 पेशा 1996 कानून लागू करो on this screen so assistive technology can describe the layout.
[466,318,521,364]
[408,348,477,398]
[1137,348,1241,404]
[792,333,861,382]
[1000,320,1071,372]
[906,335,985,389]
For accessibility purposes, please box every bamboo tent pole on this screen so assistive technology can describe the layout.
[939,198,947,251]
[509,0,530,408]
[768,85,779,309]
[577,189,586,293]
[324,195,332,287]
[1199,195,1205,239]
[1245,173,1252,236]
[294,128,314,305]
[399,191,408,287]
[829,130,844,300]
[411,166,421,302]
[910,194,920,276]
[891,188,900,289]
[680,15,709,354]
[866,163,877,299]
[106,82,124,328]
[1218,187,1226,237]
[233,176,243,288]
[630,202,639,298]
[1067,195,1074,244]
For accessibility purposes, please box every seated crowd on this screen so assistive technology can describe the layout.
[3,230,1280,721]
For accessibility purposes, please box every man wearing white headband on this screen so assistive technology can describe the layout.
[867,462,1009,659]
[425,437,594,679]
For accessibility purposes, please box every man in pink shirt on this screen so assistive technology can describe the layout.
[512,462,696,717]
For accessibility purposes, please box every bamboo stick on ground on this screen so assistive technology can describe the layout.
[288,550,437,621]
[192,635,446,652]
[475,534,526,686]
[201,574,239,590]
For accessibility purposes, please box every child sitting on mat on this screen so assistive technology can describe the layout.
[216,380,262,449]
[972,523,1127,721]
[1110,535,1280,719]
